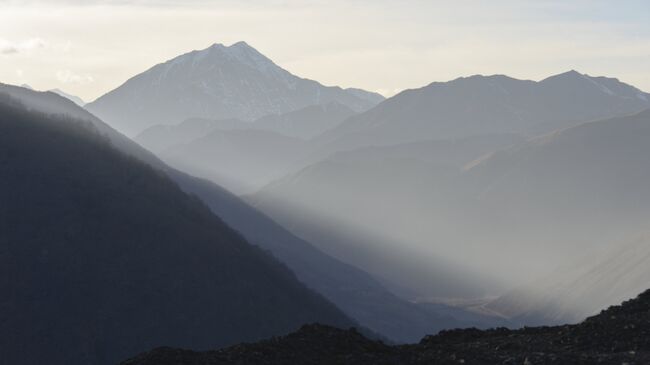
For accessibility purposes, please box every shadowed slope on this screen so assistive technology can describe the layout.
[0,94,352,365]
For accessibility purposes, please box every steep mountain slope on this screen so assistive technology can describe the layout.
[161,129,306,194]
[122,288,650,364]
[314,71,650,153]
[49,88,85,106]
[134,102,356,193]
[2,84,489,343]
[134,117,246,154]
[253,109,650,296]
[488,232,650,326]
[86,41,381,136]
[462,109,650,262]
[169,173,501,343]
[252,134,524,298]
[0,94,353,365]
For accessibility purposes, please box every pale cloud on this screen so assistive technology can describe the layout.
[0,37,45,55]
[56,70,94,84]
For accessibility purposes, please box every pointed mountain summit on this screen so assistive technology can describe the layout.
[86,42,383,136]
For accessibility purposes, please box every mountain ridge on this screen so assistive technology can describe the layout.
[86,41,384,136]
[3,83,485,344]
[312,70,650,155]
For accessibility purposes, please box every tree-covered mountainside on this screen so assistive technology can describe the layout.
[122,288,650,364]
[0,94,352,365]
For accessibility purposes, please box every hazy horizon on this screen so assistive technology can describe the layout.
[1,0,649,101]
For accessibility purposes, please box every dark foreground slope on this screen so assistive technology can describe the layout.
[123,288,650,365]
[0,94,352,365]
[2,83,492,344]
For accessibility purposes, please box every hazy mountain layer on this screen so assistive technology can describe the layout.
[314,71,650,154]
[251,134,525,298]
[121,288,650,364]
[253,109,650,299]
[134,102,357,193]
[250,101,356,139]
[162,128,306,194]
[2,84,494,344]
[49,88,85,106]
[134,117,245,154]
[488,232,650,326]
[0,93,352,365]
[86,41,383,136]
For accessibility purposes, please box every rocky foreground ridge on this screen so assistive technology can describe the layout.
[122,289,650,364]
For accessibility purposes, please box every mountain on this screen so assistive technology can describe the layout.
[251,133,524,299]
[458,109,650,271]
[253,108,650,296]
[1,83,497,344]
[135,117,246,155]
[122,288,650,364]
[251,101,357,139]
[135,102,354,155]
[134,102,356,193]
[48,88,86,106]
[161,128,306,194]
[314,70,650,153]
[487,232,650,326]
[344,88,386,105]
[0,91,353,365]
[86,41,382,136]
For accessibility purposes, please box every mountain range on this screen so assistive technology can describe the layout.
[86,42,384,136]
[252,107,650,300]
[313,70,650,153]
[1,83,506,344]
[6,37,650,360]
[134,102,357,193]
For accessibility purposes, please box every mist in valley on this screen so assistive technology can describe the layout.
[2,1,650,364]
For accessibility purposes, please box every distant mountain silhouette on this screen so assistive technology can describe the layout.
[314,71,650,154]
[134,102,357,193]
[48,88,86,106]
[251,101,356,139]
[0,92,354,365]
[86,41,383,136]
[161,128,305,194]
[134,117,246,154]
[121,288,650,364]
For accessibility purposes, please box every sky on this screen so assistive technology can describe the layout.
[0,0,648,102]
